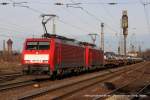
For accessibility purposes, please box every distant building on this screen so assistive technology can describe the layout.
[7,38,13,54]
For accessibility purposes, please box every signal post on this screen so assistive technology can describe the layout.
[122,10,128,56]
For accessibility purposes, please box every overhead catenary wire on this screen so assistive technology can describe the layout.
[7,0,13,2]
[0,18,41,38]
[0,1,46,39]
[61,7,97,32]
[70,0,119,33]
[0,7,39,33]
[2,0,45,14]
[0,19,41,39]
[0,0,43,36]
[0,26,28,33]
[0,19,39,37]
[0,21,39,33]
[2,0,119,45]
[0,28,39,39]
[0,30,28,39]
[58,19,92,33]
[27,1,55,6]
[72,1,139,5]
[13,2,94,35]
[139,0,150,34]
[4,0,145,35]
[0,0,97,49]
[0,34,24,39]
[2,0,118,36]
[22,6,45,14]
[0,29,41,39]
[7,1,93,34]
[101,4,120,29]
[143,5,150,34]
[6,0,55,6]
[16,2,94,33]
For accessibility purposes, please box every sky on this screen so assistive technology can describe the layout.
[0,0,150,53]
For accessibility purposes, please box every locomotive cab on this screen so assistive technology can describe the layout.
[22,38,51,74]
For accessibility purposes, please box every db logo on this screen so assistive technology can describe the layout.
[36,52,39,54]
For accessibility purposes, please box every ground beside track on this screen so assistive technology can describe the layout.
[0,62,22,74]
[58,61,150,100]
[0,62,136,100]
[17,62,147,100]
[0,62,149,100]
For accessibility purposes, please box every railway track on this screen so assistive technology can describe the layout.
[0,79,36,91]
[0,63,122,92]
[131,83,150,100]
[0,74,51,92]
[135,83,150,96]
[0,72,23,82]
[93,62,150,100]
[14,62,146,100]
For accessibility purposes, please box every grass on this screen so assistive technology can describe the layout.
[0,55,22,74]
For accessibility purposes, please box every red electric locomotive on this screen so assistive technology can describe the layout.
[22,35,104,77]
[22,14,104,78]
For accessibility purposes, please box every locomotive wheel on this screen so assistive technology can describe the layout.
[50,71,57,80]
[57,74,63,80]
[50,75,54,80]
[51,74,56,80]
[70,69,75,76]
[57,69,63,80]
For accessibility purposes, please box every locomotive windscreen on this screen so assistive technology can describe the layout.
[26,41,50,50]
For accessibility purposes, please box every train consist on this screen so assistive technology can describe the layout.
[104,52,143,67]
[21,34,143,78]
[22,35,104,78]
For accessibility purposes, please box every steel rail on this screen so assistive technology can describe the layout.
[16,62,145,100]
[136,83,150,95]
[0,72,22,76]
[93,62,149,100]
[0,79,36,91]
[53,62,148,100]
[130,82,150,100]
[0,73,23,82]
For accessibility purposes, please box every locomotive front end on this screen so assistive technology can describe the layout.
[22,38,51,74]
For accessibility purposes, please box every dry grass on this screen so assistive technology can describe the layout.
[0,54,22,74]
